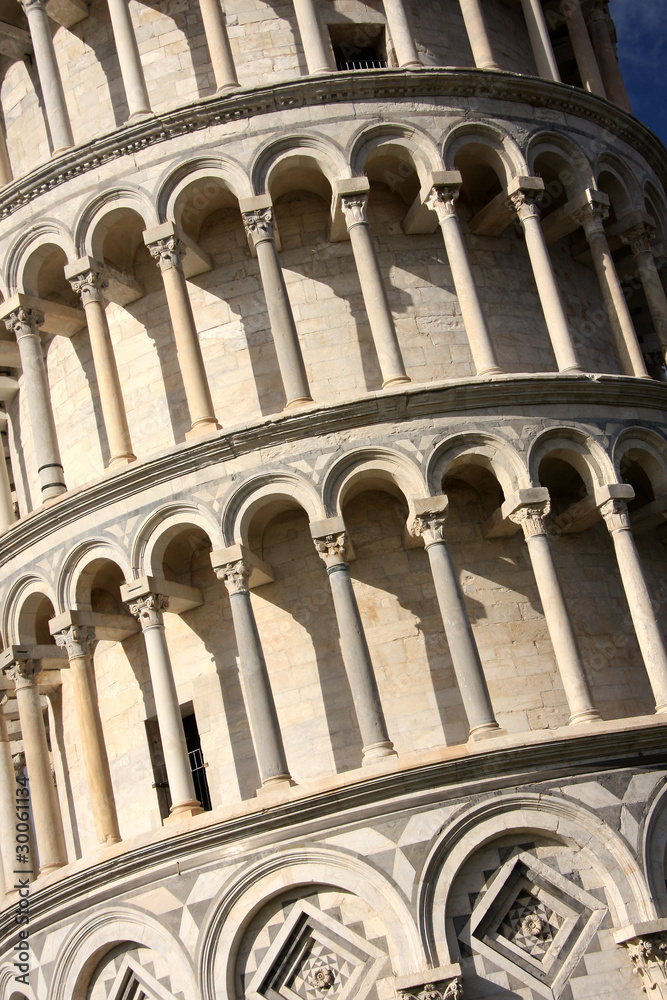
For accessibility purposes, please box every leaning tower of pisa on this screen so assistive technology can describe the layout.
[0,0,666,996]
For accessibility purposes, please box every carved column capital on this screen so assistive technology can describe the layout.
[573,200,609,237]
[20,0,48,12]
[12,750,26,780]
[128,593,169,627]
[341,195,369,229]
[413,511,448,546]
[314,532,349,569]
[425,185,460,224]
[147,236,186,271]
[5,658,40,690]
[398,977,464,1000]
[508,500,551,537]
[509,189,542,223]
[68,266,108,305]
[3,307,45,340]
[621,221,656,259]
[623,933,667,996]
[242,208,275,247]
[215,559,251,595]
[54,624,96,659]
[599,497,631,533]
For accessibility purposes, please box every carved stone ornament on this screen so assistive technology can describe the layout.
[310,966,335,990]
[621,221,656,259]
[572,201,609,236]
[54,624,96,659]
[5,658,40,689]
[216,558,251,595]
[508,501,550,538]
[425,185,460,224]
[147,235,186,271]
[313,532,348,568]
[12,750,26,781]
[599,497,631,534]
[624,933,667,997]
[242,208,275,245]
[412,512,448,546]
[398,977,464,1000]
[20,0,48,12]
[4,307,44,339]
[340,195,369,229]
[69,267,108,305]
[127,593,169,626]
[509,189,541,224]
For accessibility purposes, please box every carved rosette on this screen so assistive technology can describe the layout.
[412,512,448,547]
[216,559,251,596]
[341,195,369,229]
[624,933,667,997]
[69,267,108,305]
[599,497,631,534]
[54,624,96,660]
[4,307,45,340]
[621,221,656,260]
[314,532,349,569]
[128,594,169,627]
[147,236,186,271]
[242,208,275,246]
[398,977,464,1000]
[425,185,460,224]
[508,501,550,538]
[509,190,541,224]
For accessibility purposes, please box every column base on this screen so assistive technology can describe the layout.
[108,453,137,469]
[51,145,73,157]
[216,83,241,94]
[654,704,667,715]
[381,376,411,389]
[98,834,122,846]
[284,396,314,409]
[127,110,156,123]
[39,861,66,875]
[185,419,222,439]
[558,365,584,375]
[468,722,506,742]
[256,776,296,803]
[476,365,504,377]
[481,62,502,70]
[42,485,67,501]
[165,800,205,822]
[568,709,602,724]
[399,61,423,69]
[361,740,397,765]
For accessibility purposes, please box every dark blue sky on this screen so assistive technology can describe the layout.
[612,0,667,145]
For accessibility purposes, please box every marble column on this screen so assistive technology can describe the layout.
[0,125,12,187]
[508,499,600,724]
[510,186,582,373]
[587,0,631,110]
[6,660,67,873]
[20,0,73,153]
[0,440,15,530]
[198,0,239,91]
[292,0,335,74]
[563,0,606,97]
[600,498,667,713]
[519,0,560,81]
[128,595,203,817]
[341,194,410,388]
[54,625,121,845]
[0,706,18,891]
[621,221,667,361]
[382,0,421,68]
[106,0,152,118]
[3,306,67,500]
[426,182,502,376]
[458,0,500,69]
[215,559,292,785]
[68,260,136,468]
[575,197,649,378]
[242,207,313,407]
[146,234,221,437]
[412,501,500,737]
[313,529,397,763]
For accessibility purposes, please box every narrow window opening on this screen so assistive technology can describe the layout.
[145,707,213,821]
[182,709,212,812]
[328,23,387,71]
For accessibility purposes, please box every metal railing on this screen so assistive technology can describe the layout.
[336,58,387,71]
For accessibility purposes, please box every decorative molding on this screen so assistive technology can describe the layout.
[397,978,464,1000]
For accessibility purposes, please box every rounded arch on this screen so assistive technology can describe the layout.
[196,846,426,1000]
[56,539,133,614]
[251,133,349,196]
[2,574,58,646]
[641,780,667,917]
[157,154,253,230]
[73,187,158,260]
[4,221,77,296]
[321,447,427,517]
[0,965,36,1000]
[526,131,595,198]
[443,121,527,185]
[644,180,667,240]
[528,425,617,493]
[613,426,667,498]
[426,432,529,498]
[47,905,197,1000]
[418,792,655,967]
[130,501,224,578]
[349,121,444,187]
[221,472,325,548]
[595,153,642,220]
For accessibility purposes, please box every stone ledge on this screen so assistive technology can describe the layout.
[2,68,666,223]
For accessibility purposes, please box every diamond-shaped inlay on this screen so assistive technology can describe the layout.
[247,899,386,1000]
[498,888,562,960]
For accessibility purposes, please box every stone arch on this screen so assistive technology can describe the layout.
[613,427,667,499]
[2,574,58,646]
[47,905,196,1000]
[443,120,528,186]
[73,187,158,260]
[4,221,77,295]
[196,846,426,1000]
[130,501,224,578]
[56,539,133,613]
[528,425,617,494]
[595,153,642,219]
[426,432,529,498]
[418,791,655,967]
[0,965,36,1000]
[641,780,667,917]
[251,133,349,196]
[644,180,667,240]
[321,446,427,517]
[156,154,253,228]
[526,131,595,199]
[221,472,325,548]
[349,121,444,187]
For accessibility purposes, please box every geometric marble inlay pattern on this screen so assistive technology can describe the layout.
[497,888,562,960]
